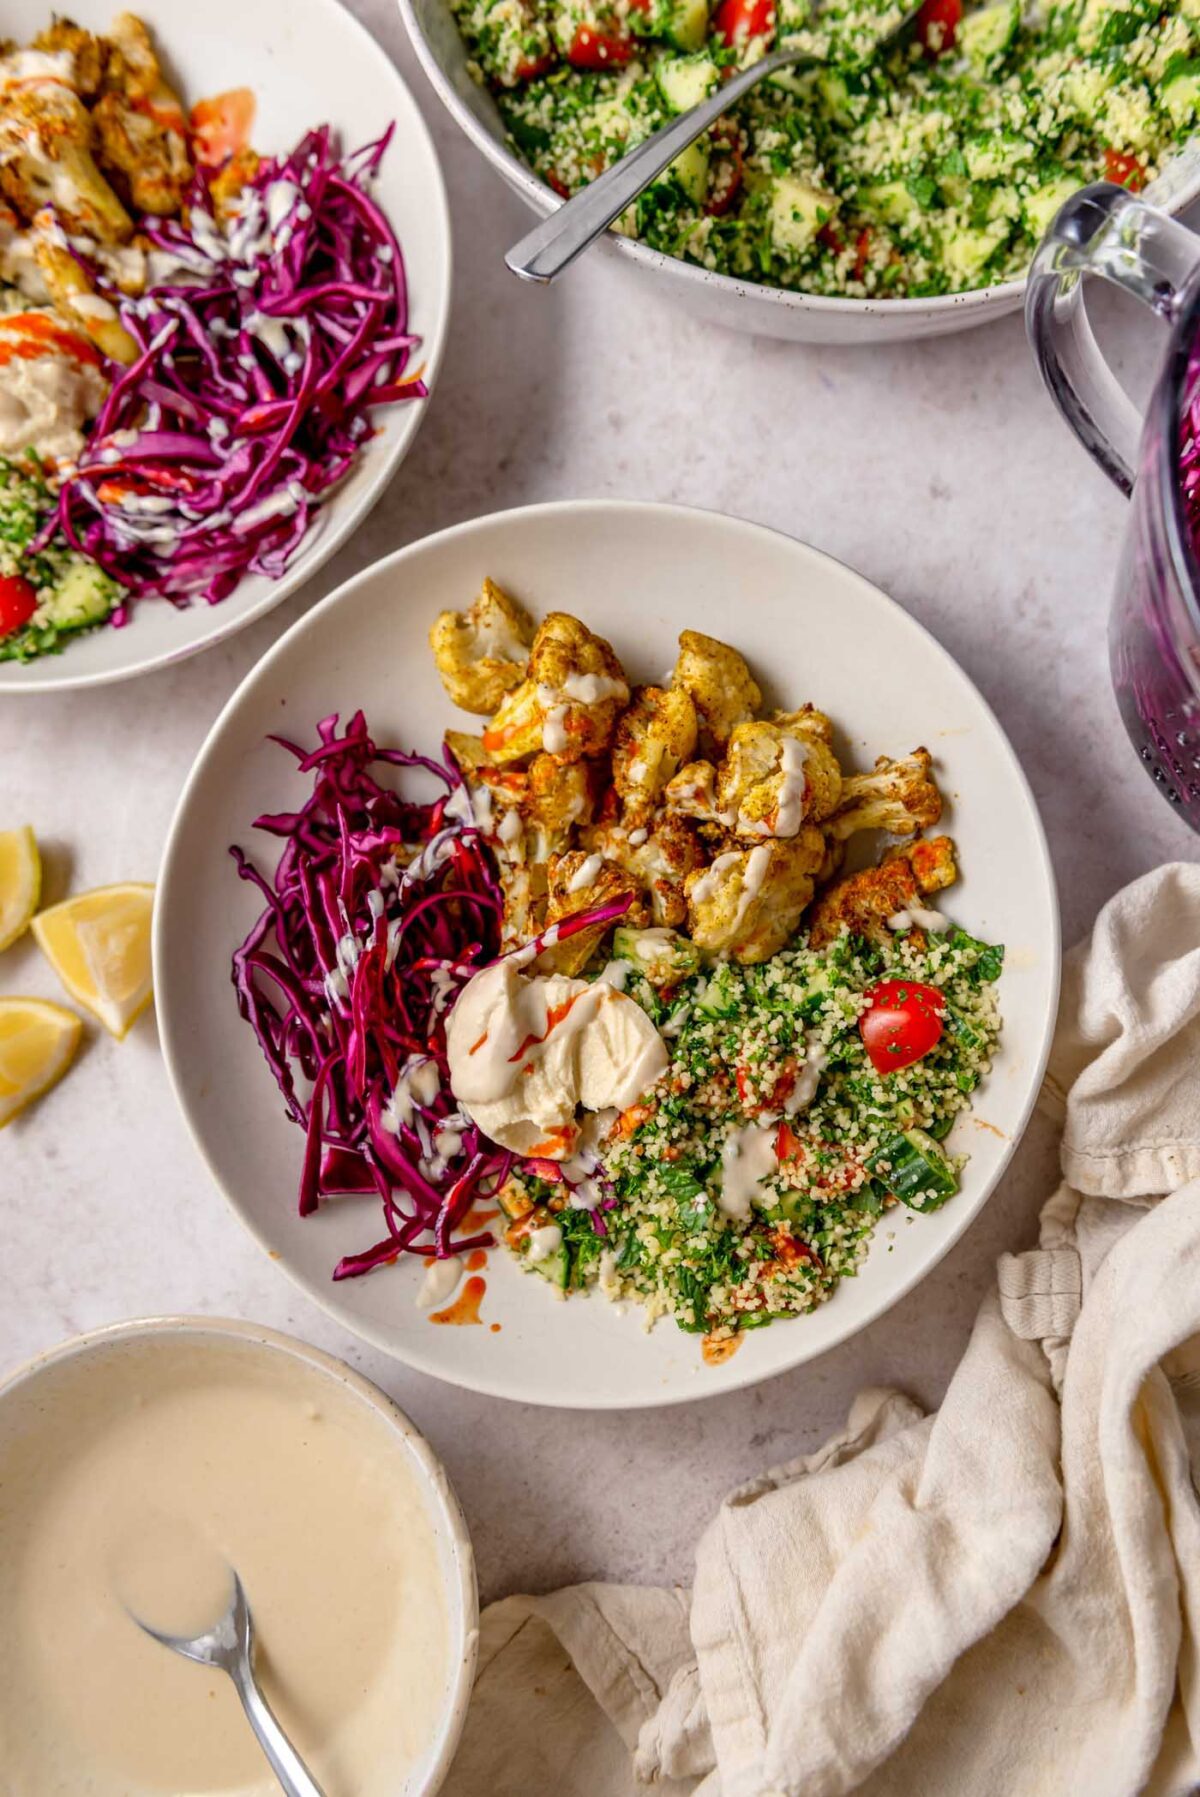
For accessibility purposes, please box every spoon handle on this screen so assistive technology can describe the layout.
[231,1660,328,1797]
[504,46,799,285]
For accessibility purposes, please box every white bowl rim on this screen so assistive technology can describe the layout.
[0,1312,479,1796]
[0,0,453,696]
[154,496,1062,1408]
[396,0,1200,324]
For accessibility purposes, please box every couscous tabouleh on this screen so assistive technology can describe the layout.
[450,0,1198,297]
[494,918,1002,1348]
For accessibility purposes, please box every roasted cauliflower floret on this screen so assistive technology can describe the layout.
[31,21,108,96]
[529,611,629,759]
[807,835,959,947]
[590,813,706,928]
[540,852,644,976]
[828,748,943,842]
[717,707,844,839]
[210,147,261,221]
[0,76,131,241]
[686,830,825,964]
[673,630,762,753]
[431,579,534,716]
[92,14,191,217]
[611,684,698,824]
[32,220,137,363]
[526,752,601,839]
[664,758,723,823]
[481,612,628,765]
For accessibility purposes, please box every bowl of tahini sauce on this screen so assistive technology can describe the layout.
[0,1318,477,1795]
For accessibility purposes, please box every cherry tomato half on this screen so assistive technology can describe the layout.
[712,0,775,47]
[0,574,37,638]
[567,24,636,66]
[1103,148,1146,192]
[914,0,961,55]
[859,979,945,1075]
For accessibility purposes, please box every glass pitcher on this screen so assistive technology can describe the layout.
[1026,179,1200,830]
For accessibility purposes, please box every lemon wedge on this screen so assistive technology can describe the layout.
[0,826,41,953]
[32,882,155,1039]
[0,997,82,1127]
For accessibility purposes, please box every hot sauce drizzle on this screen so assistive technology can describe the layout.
[430,1276,486,1326]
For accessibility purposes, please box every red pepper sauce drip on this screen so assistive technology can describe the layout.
[431,1275,486,1326]
[701,1333,743,1367]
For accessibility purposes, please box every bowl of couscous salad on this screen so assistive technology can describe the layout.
[398,0,1200,341]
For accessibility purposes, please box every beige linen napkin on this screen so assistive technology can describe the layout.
[444,863,1200,1797]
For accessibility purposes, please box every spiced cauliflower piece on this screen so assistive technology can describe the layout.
[430,578,534,715]
[807,835,958,947]
[32,221,138,363]
[540,852,644,976]
[526,752,602,838]
[0,70,131,241]
[481,612,627,765]
[686,830,826,964]
[91,13,191,217]
[717,707,844,839]
[673,630,761,752]
[531,611,629,757]
[827,748,943,842]
[31,21,108,97]
[589,813,706,928]
[611,684,698,823]
[663,758,724,824]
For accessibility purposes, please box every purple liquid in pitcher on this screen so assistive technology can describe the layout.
[1109,334,1200,830]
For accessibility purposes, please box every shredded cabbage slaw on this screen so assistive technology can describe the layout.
[230,712,631,1280]
[43,126,424,613]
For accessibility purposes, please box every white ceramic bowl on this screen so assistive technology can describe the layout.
[155,499,1060,1408]
[1,0,451,692]
[0,1316,477,1795]
[397,0,1200,345]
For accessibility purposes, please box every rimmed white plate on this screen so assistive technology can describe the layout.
[0,1315,477,1795]
[1,0,451,692]
[155,500,1060,1408]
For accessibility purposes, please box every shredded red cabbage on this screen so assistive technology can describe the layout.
[44,125,424,611]
[230,712,634,1282]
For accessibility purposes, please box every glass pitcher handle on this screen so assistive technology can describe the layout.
[1025,180,1200,496]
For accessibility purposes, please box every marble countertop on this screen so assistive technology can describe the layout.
[1,0,1195,1606]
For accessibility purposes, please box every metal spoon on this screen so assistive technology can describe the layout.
[505,0,917,285]
[130,1569,327,1797]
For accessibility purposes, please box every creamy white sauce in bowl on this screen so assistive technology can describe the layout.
[0,1319,477,1796]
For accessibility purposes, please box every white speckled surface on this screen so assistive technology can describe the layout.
[1,0,1195,1605]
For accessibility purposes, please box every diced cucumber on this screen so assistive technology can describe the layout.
[867,1128,959,1210]
[942,219,1011,283]
[1163,59,1200,129]
[613,924,702,989]
[694,960,742,1017]
[676,140,712,202]
[769,174,838,255]
[957,0,1019,66]
[655,51,720,112]
[41,559,118,630]
[665,0,710,50]
[528,1242,571,1288]
[858,180,922,228]
[1021,172,1079,239]
[816,68,854,123]
[944,1004,986,1053]
[964,132,1033,182]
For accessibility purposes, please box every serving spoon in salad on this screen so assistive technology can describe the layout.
[505,0,918,284]
[130,1569,326,1797]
